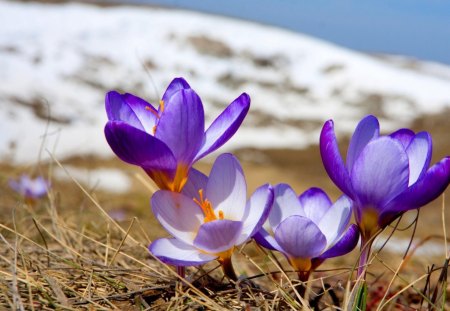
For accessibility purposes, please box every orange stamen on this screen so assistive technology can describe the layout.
[159,100,165,113]
[193,189,220,223]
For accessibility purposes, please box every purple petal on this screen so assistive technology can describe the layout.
[236,184,274,245]
[268,183,304,231]
[320,120,355,198]
[299,187,332,224]
[206,153,247,220]
[193,220,243,253]
[194,93,250,161]
[105,121,177,173]
[253,228,283,252]
[105,91,157,133]
[274,216,327,259]
[351,137,409,208]
[152,190,204,245]
[161,77,191,104]
[406,132,432,186]
[380,157,450,223]
[389,128,415,149]
[317,195,352,248]
[318,224,360,260]
[149,238,217,266]
[346,115,379,172]
[181,168,208,199]
[155,89,205,164]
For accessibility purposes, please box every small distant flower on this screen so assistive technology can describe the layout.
[149,153,274,280]
[9,174,50,200]
[104,78,250,192]
[320,115,450,275]
[108,209,127,222]
[254,184,359,281]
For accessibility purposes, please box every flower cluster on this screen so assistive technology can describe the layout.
[104,77,449,288]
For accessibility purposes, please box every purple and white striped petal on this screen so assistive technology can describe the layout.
[317,195,352,248]
[253,228,283,252]
[320,120,355,198]
[151,191,203,245]
[269,184,304,231]
[149,238,217,266]
[193,220,243,253]
[318,224,360,259]
[155,89,205,164]
[346,115,379,172]
[351,137,409,208]
[274,216,327,259]
[299,187,332,225]
[194,93,250,161]
[105,121,177,174]
[235,184,274,245]
[161,77,191,104]
[390,128,415,149]
[406,132,432,186]
[206,153,247,220]
[381,156,450,219]
[181,168,208,200]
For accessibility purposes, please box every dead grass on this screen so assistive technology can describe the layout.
[0,150,449,309]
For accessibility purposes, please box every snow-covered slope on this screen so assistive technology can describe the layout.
[1,1,450,163]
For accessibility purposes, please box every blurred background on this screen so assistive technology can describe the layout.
[1,0,449,262]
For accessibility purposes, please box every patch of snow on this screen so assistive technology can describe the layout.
[53,166,132,193]
[1,1,450,163]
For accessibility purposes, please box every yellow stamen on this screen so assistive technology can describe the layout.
[159,100,165,113]
[193,189,221,223]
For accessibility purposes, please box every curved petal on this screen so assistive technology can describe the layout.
[268,183,304,231]
[346,115,380,172]
[351,137,409,209]
[253,228,283,252]
[389,128,415,149]
[206,153,247,220]
[406,132,432,186]
[149,238,217,266]
[105,121,177,174]
[317,195,352,248]
[299,187,332,225]
[235,184,274,245]
[181,168,208,200]
[193,220,243,253]
[380,157,450,222]
[320,120,355,198]
[155,89,205,164]
[317,224,360,259]
[105,91,157,133]
[194,93,250,161]
[161,77,191,104]
[151,190,203,245]
[274,216,327,259]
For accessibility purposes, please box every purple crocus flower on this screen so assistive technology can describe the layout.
[104,78,250,192]
[149,153,274,280]
[9,175,50,200]
[320,115,450,275]
[254,184,359,281]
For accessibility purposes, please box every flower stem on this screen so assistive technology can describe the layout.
[220,256,237,281]
[358,236,373,279]
[177,266,185,279]
[295,270,311,297]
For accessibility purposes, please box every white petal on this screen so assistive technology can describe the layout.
[318,195,352,249]
[152,190,203,245]
[206,154,247,220]
[268,183,304,231]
